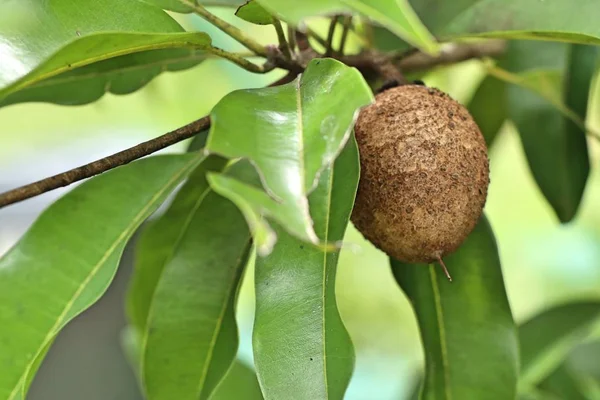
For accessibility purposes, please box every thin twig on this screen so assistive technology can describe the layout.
[304,27,328,49]
[273,20,292,60]
[397,40,506,71]
[208,46,272,73]
[180,0,267,57]
[337,16,352,56]
[287,26,297,54]
[341,40,506,74]
[324,17,339,57]
[0,117,210,208]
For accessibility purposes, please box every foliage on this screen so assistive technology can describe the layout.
[1,1,599,399]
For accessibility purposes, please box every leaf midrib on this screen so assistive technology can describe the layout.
[8,156,200,400]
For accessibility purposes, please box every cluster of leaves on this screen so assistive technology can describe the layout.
[1,1,600,399]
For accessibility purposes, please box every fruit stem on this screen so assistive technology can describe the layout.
[436,255,453,282]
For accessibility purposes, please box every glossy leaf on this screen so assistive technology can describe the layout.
[0,0,214,102]
[392,216,519,400]
[206,58,372,254]
[127,156,228,332]
[142,0,245,13]
[519,302,600,387]
[410,0,600,44]
[141,177,251,400]
[506,41,593,222]
[467,76,506,146]
[253,137,359,400]
[0,154,203,400]
[0,48,207,107]
[236,1,275,25]
[211,361,264,400]
[255,0,437,53]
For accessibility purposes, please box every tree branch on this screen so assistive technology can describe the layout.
[0,117,209,208]
[341,40,506,80]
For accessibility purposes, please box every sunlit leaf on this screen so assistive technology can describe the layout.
[206,58,372,254]
[410,0,600,44]
[252,137,359,399]
[0,0,213,104]
[392,216,519,399]
[0,154,203,400]
[519,302,600,387]
[0,48,207,107]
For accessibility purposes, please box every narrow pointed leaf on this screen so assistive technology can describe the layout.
[0,48,207,107]
[467,76,506,146]
[410,0,600,44]
[206,58,372,254]
[0,154,203,400]
[506,41,593,222]
[252,138,359,400]
[127,156,228,332]
[519,302,600,387]
[0,0,212,103]
[140,162,254,400]
[391,216,519,400]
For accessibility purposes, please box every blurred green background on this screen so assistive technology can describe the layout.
[1,9,599,400]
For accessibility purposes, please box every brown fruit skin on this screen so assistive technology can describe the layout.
[351,85,489,263]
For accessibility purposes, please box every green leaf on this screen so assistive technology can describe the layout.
[206,58,373,254]
[141,160,253,400]
[506,41,594,222]
[467,76,506,146]
[127,156,228,332]
[0,0,212,102]
[143,0,245,13]
[255,0,348,22]
[236,1,276,25]
[0,48,207,107]
[252,137,359,400]
[211,361,264,400]
[410,0,600,44]
[391,216,519,400]
[538,364,589,400]
[0,154,203,400]
[519,302,600,387]
[255,0,438,53]
[342,0,439,54]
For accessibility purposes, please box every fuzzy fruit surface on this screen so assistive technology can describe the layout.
[351,85,489,263]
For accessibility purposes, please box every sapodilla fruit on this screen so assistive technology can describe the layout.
[351,84,489,273]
